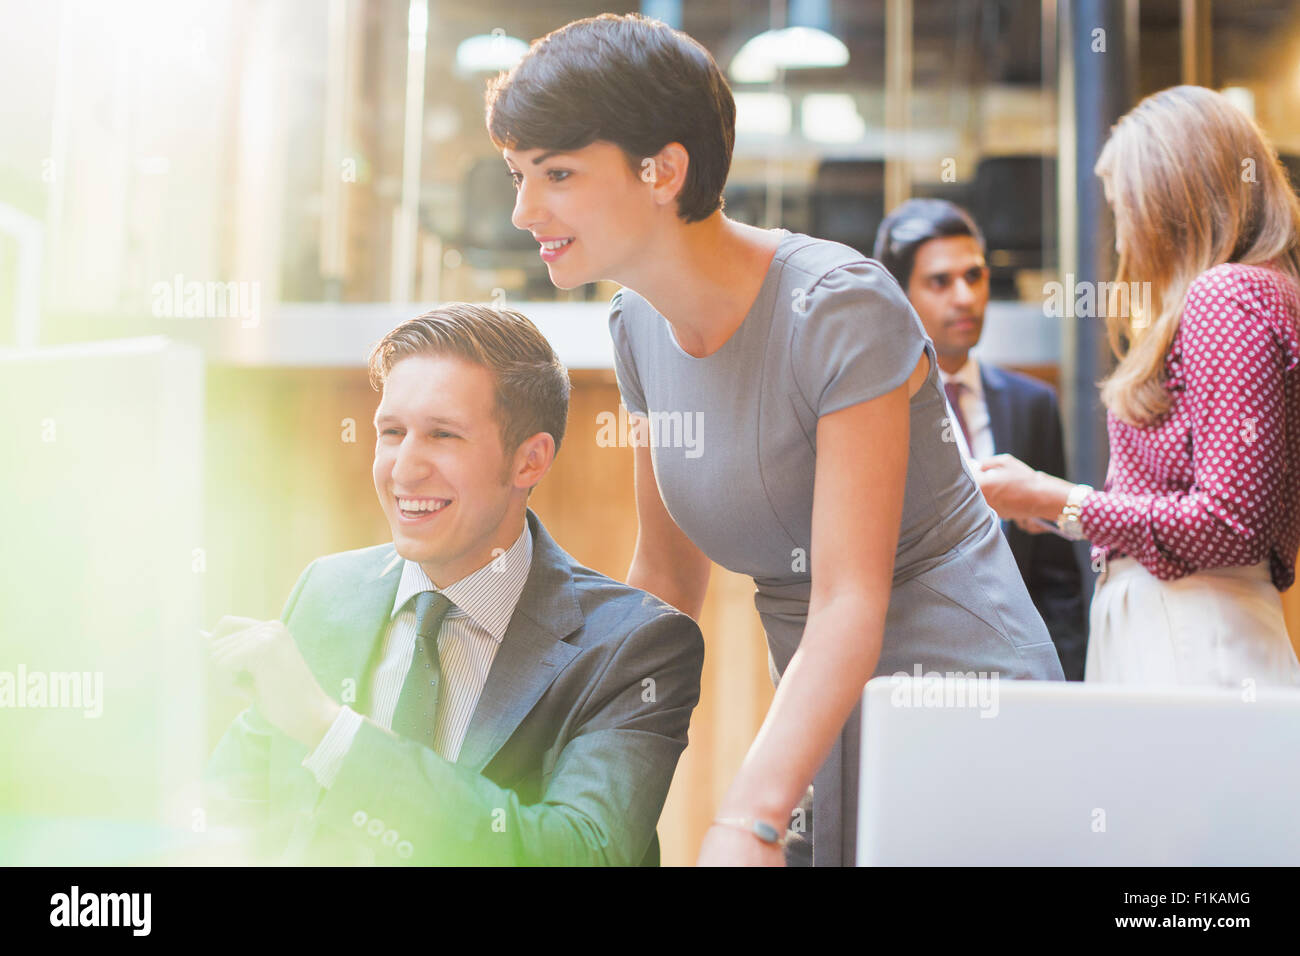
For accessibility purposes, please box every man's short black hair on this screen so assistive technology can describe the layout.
[485,13,735,223]
[873,198,986,289]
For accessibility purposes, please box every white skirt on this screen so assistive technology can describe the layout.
[1086,556,1300,687]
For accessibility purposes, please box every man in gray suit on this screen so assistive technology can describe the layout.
[203,304,704,865]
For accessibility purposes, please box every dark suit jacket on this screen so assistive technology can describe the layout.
[981,363,1089,680]
[203,509,705,865]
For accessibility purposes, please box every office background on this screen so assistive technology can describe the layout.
[4,0,1300,864]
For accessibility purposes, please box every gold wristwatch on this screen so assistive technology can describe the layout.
[1055,484,1093,541]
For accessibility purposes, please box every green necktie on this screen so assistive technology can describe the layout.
[391,591,453,749]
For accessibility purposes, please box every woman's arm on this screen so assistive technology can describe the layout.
[976,272,1292,577]
[697,355,924,865]
[626,422,712,619]
[1073,282,1289,574]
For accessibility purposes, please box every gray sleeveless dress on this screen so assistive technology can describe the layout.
[609,230,1064,866]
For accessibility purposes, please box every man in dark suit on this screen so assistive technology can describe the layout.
[874,199,1088,679]
[202,304,704,864]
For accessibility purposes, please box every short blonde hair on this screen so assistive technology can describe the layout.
[367,303,571,456]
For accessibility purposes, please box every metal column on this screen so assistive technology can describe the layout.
[1057,0,1133,490]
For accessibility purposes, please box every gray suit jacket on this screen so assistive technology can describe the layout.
[203,509,704,865]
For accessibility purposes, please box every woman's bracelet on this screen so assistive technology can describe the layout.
[712,816,784,846]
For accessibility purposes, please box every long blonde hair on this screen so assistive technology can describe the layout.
[1094,85,1300,426]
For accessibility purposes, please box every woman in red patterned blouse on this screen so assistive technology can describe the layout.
[976,85,1300,687]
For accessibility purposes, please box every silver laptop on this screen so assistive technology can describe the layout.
[857,676,1300,865]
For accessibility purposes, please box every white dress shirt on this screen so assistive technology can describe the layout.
[940,354,995,461]
[302,522,534,787]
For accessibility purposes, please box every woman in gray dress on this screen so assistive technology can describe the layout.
[486,13,1063,866]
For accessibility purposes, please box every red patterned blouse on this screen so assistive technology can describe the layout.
[1081,262,1300,591]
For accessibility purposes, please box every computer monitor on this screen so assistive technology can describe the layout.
[0,337,209,863]
[858,676,1300,865]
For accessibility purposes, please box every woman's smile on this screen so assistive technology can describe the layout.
[535,235,576,262]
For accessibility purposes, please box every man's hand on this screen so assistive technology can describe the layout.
[207,616,341,751]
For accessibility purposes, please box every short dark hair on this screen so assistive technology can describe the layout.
[873,198,986,289]
[485,13,735,223]
[367,304,571,459]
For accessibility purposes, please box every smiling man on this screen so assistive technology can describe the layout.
[202,304,704,865]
